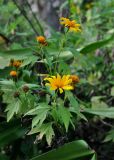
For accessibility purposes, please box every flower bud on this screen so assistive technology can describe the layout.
[23,86,29,93]
[14,91,20,98]
[10,71,17,77]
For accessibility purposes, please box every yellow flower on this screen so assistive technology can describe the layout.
[60,17,81,32]
[44,74,74,93]
[10,70,18,77]
[70,75,80,84]
[36,36,47,46]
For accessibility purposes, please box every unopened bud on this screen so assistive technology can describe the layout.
[14,91,20,98]
[23,86,29,93]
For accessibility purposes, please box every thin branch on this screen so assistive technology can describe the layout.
[24,0,44,35]
[13,0,39,35]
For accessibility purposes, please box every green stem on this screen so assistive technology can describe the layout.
[54,31,68,73]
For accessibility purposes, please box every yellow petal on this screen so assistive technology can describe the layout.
[44,77,54,83]
[51,76,56,79]
[62,85,74,90]
[59,88,63,94]
[74,22,80,26]
[57,74,61,80]
[69,27,81,32]
[50,85,57,90]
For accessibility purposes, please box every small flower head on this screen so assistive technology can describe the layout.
[44,74,74,94]
[9,60,22,68]
[60,17,81,32]
[13,60,21,68]
[36,36,47,46]
[70,75,80,84]
[10,70,17,77]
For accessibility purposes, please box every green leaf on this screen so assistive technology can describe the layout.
[66,91,79,113]
[30,140,95,160]
[91,96,108,109]
[104,129,114,142]
[21,83,40,89]
[0,80,16,104]
[6,99,21,122]
[59,51,74,61]
[79,35,114,54]
[25,103,50,128]
[45,124,54,146]
[83,107,114,119]
[0,79,14,86]
[0,57,9,69]
[111,87,114,96]
[65,92,87,121]
[91,154,97,160]
[25,103,50,116]
[0,48,34,59]
[0,119,28,147]
[28,123,54,146]
[21,56,37,67]
[58,105,72,132]
[32,108,50,128]
[49,50,73,62]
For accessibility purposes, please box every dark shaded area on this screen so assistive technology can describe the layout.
[50,120,114,160]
